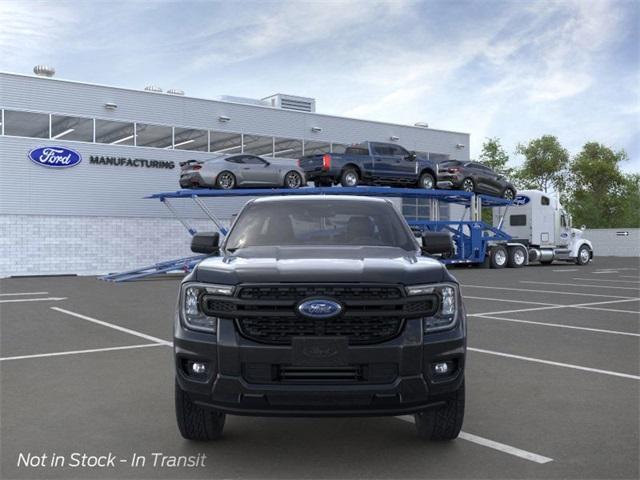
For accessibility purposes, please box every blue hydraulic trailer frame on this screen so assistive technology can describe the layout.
[101,186,512,281]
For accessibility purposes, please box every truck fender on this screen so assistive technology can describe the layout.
[570,239,593,258]
[342,163,362,177]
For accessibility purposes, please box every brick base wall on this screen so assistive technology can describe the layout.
[0,215,229,277]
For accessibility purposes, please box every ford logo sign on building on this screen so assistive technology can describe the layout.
[298,299,342,319]
[28,146,82,168]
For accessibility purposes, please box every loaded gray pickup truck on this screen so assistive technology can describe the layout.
[173,196,466,441]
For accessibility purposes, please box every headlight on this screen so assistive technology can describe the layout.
[406,283,458,333]
[180,283,233,333]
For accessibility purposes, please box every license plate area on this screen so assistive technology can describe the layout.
[292,336,348,366]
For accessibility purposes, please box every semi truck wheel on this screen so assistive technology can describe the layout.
[576,245,591,265]
[507,246,526,268]
[490,245,508,269]
[415,380,465,441]
[175,380,226,441]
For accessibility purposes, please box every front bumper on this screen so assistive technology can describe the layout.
[174,314,465,417]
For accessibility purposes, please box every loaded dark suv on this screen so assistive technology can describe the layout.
[174,196,466,441]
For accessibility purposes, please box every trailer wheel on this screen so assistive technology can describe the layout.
[576,245,591,265]
[507,246,526,268]
[490,245,508,269]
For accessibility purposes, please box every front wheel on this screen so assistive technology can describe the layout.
[340,168,359,187]
[418,172,435,189]
[415,381,465,441]
[175,380,226,441]
[284,170,303,189]
[576,245,591,265]
[216,171,236,190]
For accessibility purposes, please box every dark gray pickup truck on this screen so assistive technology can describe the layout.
[174,196,466,441]
[298,141,440,189]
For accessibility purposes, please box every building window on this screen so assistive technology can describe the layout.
[243,134,274,156]
[135,123,173,148]
[303,140,331,155]
[51,114,93,142]
[95,119,135,145]
[173,127,208,151]
[273,137,303,159]
[210,131,243,154]
[3,110,49,138]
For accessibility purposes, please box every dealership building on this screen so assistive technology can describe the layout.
[0,69,470,277]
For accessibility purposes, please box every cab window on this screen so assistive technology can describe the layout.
[541,196,550,205]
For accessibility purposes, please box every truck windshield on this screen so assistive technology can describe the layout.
[225,199,417,251]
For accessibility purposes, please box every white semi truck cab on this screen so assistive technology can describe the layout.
[493,190,593,266]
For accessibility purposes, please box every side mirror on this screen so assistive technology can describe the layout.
[407,151,417,161]
[421,231,454,257]
[191,232,220,254]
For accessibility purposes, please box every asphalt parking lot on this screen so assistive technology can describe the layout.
[1,257,638,479]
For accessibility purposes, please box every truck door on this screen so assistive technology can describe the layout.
[370,143,397,180]
[389,144,417,182]
[558,211,571,247]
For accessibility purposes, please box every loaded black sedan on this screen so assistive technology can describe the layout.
[436,160,516,200]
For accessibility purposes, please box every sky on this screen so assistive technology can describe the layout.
[1,0,638,172]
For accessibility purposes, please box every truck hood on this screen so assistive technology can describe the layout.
[194,246,450,285]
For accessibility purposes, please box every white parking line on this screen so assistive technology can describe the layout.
[461,284,636,299]
[396,416,553,464]
[572,278,640,284]
[520,281,640,291]
[0,297,67,304]
[621,275,640,279]
[0,291,49,296]
[464,296,560,307]
[552,269,579,272]
[51,307,173,346]
[471,298,640,316]
[0,343,165,362]
[468,347,640,380]
[470,314,640,337]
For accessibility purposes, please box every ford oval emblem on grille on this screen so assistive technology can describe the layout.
[297,299,342,319]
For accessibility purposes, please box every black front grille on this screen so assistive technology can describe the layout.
[237,285,403,301]
[201,284,438,345]
[237,316,403,345]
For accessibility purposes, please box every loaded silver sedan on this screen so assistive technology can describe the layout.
[179,154,306,189]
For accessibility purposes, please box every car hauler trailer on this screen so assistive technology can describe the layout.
[492,190,593,266]
[101,186,593,282]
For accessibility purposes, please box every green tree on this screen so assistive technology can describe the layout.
[565,142,638,228]
[516,135,569,193]
[479,137,513,176]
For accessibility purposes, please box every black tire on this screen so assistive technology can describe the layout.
[490,245,508,269]
[576,245,591,265]
[415,380,465,441]
[175,380,225,441]
[503,188,516,201]
[340,168,359,187]
[507,246,527,268]
[216,171,236,190]
[461,178,475,193]
[284,170,303,189]
[418,172,436,190]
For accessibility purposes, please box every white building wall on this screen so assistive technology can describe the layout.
[584,228,640,257]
